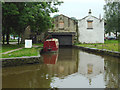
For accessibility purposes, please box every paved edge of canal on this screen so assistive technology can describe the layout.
[1,56,43,67]
[1,49,42,67]
[1,46,120,67]
[73,45,120,58]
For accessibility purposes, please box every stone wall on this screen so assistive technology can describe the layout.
[21,26,31,43]
[21,25,45,43]
[49,14,77,33]
[74,45,120,58]
[1,56,43,67]
[48,14,78,45]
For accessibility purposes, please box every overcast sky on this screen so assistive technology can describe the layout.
[50,0,105,19]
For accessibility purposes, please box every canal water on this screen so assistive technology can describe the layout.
[2,47,120,88]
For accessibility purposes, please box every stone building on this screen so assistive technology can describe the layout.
[48,14,78,45]
[21,26,44,43]
[78,9,104,43]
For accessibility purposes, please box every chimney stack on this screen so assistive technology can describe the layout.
[88,9,92,15]
[99,14,101,20]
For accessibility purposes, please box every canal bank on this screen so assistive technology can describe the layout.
[1,56,43,67]
[1,44,44,67]
[1,49,43,67]
[74,45,120,58]
[2,47,120,88]
[1,45,120,67]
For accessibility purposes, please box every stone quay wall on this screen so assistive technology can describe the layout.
[1,56,43,67]
[74,45,120,58]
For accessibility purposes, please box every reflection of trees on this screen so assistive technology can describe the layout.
[2,47,80,88]
[104,56,119,88]
[118,64,120,89]
[46,47,79,78]
[2,64,52,88]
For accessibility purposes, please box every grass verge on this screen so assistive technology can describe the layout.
[33,43,43,47]
[1,44,24,53]
[1,43,43,53]
[75,40,119,52]
[1,47,42,58]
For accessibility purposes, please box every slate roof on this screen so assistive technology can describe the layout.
[53,14,78,22]
[79,15,102,21]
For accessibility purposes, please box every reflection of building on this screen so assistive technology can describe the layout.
[78,51,104,79]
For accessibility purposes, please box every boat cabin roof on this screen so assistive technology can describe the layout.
[46,38,58,41]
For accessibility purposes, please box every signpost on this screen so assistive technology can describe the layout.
[25,40,32,48]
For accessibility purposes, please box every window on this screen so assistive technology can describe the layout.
[59,22,64,30]
[87,20,93,29]
[87,64,93,74]
[60,17,62,20]
[56,17,58,22]
[74,21,76,25]
[56,23,58,27]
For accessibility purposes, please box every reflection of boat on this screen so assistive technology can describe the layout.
[43,38,59,52]
[42,53,58,64]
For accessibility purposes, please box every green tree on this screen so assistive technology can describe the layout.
[2,1,63,44]
[104,0,120,37]
[2,2,19,44]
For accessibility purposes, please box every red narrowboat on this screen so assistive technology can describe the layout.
[43,38,59,52]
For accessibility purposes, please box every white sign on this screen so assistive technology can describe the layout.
[25,40,32,48]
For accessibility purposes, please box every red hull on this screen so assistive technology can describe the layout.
[43,38,59,52]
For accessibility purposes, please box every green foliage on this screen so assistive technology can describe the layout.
[104,1,120,35]
[2,1,63,43]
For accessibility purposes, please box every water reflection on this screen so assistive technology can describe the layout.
[42,53,58,64]
[51,51,105,88]
[104,56,119,88]
[2,47,119,88]
[78,51,104,86]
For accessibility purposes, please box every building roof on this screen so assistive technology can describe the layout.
[53,14,78,22]
[78,9,103,21]
[79,15,102,21]
[48,32,76,35]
